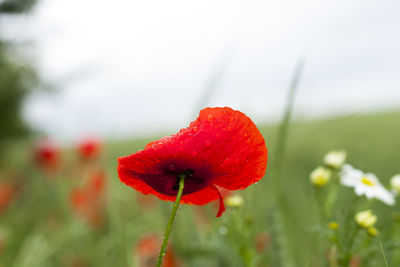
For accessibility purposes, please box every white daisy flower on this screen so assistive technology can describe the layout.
[340,164,395,206]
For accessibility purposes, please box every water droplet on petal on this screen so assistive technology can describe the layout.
[169,164,176,171]
[246,138,251,143]
[193,126,198,132]
[207,114,214,121]
[205,140,211,147]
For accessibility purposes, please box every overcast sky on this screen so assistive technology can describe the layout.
[3,0,400,142]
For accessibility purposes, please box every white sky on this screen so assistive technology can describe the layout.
[2,0,400,142]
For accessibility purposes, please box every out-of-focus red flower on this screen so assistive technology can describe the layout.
[255,232,271,253]
[0,181,18,213]
[77,138,102,160]
[350,255,361,267]
[135,234,179,267]
[34,139,60,171]
[118,107,268,217]
[70,170,107,227]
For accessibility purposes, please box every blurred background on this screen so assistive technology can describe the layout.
[2,0,400,142]
[1,0,400,266]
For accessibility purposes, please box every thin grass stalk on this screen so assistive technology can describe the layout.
[192,48,234,116]
[269,60,305,267]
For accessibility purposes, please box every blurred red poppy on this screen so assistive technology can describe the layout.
[255,232,271,253]
[350,255,361,267]
[77,138,102,160]
[70,170,107,227]
[135,233,178,267]
[118,107,268,217]
[0,182,17,213]
[34,139,60,171]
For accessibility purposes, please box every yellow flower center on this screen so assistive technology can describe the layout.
[361,176,374,186]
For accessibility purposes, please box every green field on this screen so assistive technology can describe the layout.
[1,110,400,267]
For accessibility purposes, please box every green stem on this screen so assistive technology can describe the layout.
[341,226,360,266]
[156,174,185,267]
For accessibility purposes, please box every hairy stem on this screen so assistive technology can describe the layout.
[156,174,185,267]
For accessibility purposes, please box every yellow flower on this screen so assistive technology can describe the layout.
[328,222,339,230]
[367,227,378,236]
[225,194,244,208]
[323,150,346,169]
[355,210,377,228]
[310,167,331,186]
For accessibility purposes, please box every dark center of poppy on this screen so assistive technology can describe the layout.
[171,169,194,191]
[134,161,213,197]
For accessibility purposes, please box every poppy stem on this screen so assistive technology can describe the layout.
[156,174,185,267]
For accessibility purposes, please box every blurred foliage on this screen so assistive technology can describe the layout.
[0,0,40,158]
[0,43,38,143]
[0,0,37,13]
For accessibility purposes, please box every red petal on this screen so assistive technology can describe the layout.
[193,107,268,190]
[211,185,225,217]
[181,185,219,205]
[118,164,176,202]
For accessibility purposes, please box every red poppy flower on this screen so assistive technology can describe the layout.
[0,182,17,213]
[34,139,60,171]
[77,137,102,160]
[118,107,267,217]
[254,232,271,253]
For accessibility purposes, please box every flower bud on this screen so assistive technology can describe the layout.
[323,150,346,169]
[225,194,244,208]
[355,210,377,228]
[310,167,331,186]
[328,222,339,230]
[367,227,378,236]
[390,174,400,194]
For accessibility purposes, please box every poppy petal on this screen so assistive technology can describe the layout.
[118,164,176,202]
[181,185,219,205]
[211,185,226,217]
[193,107,268,190]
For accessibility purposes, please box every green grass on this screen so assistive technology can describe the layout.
[1,110,399,267]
